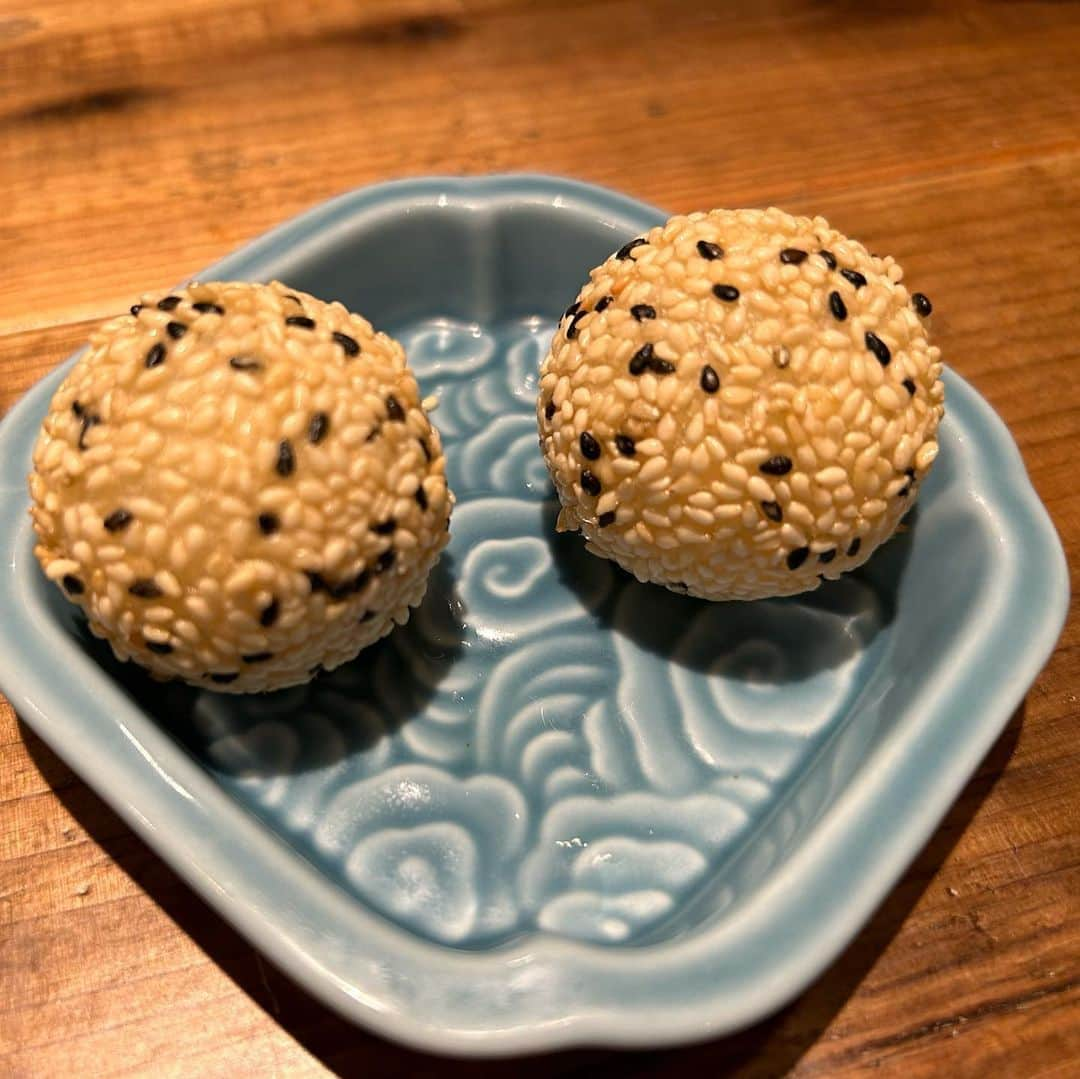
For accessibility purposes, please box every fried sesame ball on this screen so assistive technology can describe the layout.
[30,281,452,692]
[537,208,944,601]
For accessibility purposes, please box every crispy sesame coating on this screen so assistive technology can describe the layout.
[30,280,452,692]
[537,207,944,601]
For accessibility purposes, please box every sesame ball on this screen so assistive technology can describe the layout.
[537,208,944,601]
[30,281,452,692]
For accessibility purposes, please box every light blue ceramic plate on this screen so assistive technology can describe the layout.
[0,176,1068,1056]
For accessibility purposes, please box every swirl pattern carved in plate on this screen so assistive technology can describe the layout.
[189,317,889,946]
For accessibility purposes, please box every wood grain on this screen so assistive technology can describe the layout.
[1,0,1078,1074]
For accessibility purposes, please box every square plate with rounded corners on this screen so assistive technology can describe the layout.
[0,175,1068,1056]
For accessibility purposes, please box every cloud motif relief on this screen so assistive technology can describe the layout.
[402,319,544,444]
[454,497,614,642]
[520,792,750,943]
[192,318,889,947]
[316,765,527,943]
[456,414,551,501]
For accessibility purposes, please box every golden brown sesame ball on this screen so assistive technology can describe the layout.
[30,281,452,692]
[537,208,944,601]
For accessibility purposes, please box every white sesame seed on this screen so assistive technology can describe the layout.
[915,441,939,470]
[720,386,755,408]
[683,507,715,527]
[785,501,815,530]
[746,476,774,503]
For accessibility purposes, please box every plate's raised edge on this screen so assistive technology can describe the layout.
[0,175,1069,1056]
[197,172,671,285]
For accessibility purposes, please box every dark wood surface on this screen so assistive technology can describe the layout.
[2,2,1078,1074]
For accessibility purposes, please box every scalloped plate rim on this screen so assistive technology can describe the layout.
[0,174,1068,1056]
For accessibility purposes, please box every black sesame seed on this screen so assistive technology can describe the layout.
[761,500,783,523]
[282,294,303,305]
[386,395,405,422]
[905,467,916,479]
[71,400,85,417]
[228,356,261,371]
[165,321,186,340]
[780,248,808,265]
[257,512,280,535]
[352,568,371,593]
[898,484,911,498]
[328,578,353,601]
[157,296,182,311]
[712,284,740,302]
[259,598,280,627]
[304,570,327,593]
[631,303,657,321]
[697,240,724,260]
[103,508,133,533]
[580,431,601,460]
[415,486,429,511]
[242,652,273,663]
[192,301,224,315]
[595,295,613,312]
[840,268,868,289]
[61,574,84,595]
[275,439,295,477]
[566,309,588,340]
[376,549,396,573]
[912,292,933,317]
[819,548,837,564]
[145,342,166,368]
[130,304,142,316]
[760,455,793,476]
[308,411,330,444]
[210,672,239,684]
[627,343,675,376]
[615,434,636,456]
[615,238,646,260]
[847,537,862,557]
[902,378,917,396]
[828,290,848,321]
[129,578,163,599]
[819,250,837,270]
[629,343,654,376]
[76,412,100,450]
[332,331,360,356]
[285,315,316,330]
[700,364,720,394]
[544,400,556,421]
[366,425,381,442]
[598,511,616,528]
[787,546,810,571]
[865,331,891,366]
[581,469,601,496]
[147,640,173,655]
[564,301,581,321]
[373,518,396,535]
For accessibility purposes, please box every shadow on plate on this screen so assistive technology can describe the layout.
[16,696,1022,1076]
[545,493,916,680]
[62,554,467,775]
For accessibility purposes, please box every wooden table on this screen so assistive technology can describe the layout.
[2,1,1077,1074]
